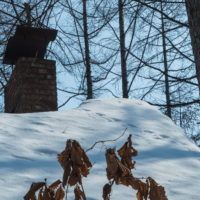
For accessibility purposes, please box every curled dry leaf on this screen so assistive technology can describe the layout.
[57,140,92,187]
[25,180,65,200]
[68,167,82,186]
[136,191,143,200]
[116,175,136,187]
[62,163,71,187]
[24,182,45,200]
[43,187,53,200]
[102,183,112,200]
[55,185,65,200]
[80,162,90,177]
[147,177,168,200]
[106,148,131,181]
[116,175,148,199]
[136,180,148,200]
[71,142,83,166]
[74,185,85,200]
[57,143,71,170]
[117,134,138,169]
[71,140,92,178]
[49,180,62,191]
[38,189,43,200]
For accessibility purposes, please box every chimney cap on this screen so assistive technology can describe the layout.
[3,25,57,65]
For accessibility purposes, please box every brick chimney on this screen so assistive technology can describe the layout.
[3,24,58,113]
[5,57,57,113]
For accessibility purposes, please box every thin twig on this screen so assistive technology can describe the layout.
[86,128,128,152]
[80,183,87,200]
[65,185,69,200]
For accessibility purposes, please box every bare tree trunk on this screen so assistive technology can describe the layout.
[161,2,172,118]
[118,0,128,98]
[185,0,200,94]
[83,0,93,99]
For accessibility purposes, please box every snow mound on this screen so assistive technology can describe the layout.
[0,98,199,200]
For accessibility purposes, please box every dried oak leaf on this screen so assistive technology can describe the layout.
[55,185,65,200]
[136,191,143,200]
[81,153,92,176]
[117,175,142,189]
[58,140,92,188]
[80,162,90,177]
[30,195,37,200]
[102,183,112,200]
[43,187,54,200]
[57,146,70,169]
[49,180,62,191]
[137,181,148,200]
[74,185,85,200]
[117,134,138,169]
[147,177,168,200]
[24,182,45,200]
[125,176,148,199]
[116,175,135,187]
[62,162,71,187]
[106,148,131,181]
[38,189,43,200]
[71,141,84,166]
[71,140,92,176]
[116,175,148,199]
[68,167,82,186]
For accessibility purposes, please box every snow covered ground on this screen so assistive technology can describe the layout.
[0,98,200,200]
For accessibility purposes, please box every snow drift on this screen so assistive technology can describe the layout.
[0,98,199,200]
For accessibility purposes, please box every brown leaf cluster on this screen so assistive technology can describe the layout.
[105,135,137,183]
[24,136,168,200]
[103,135,168,200]
[104,147,147,200]
[147,177,168,200]
[24,180,65,200]
[57,139,92,187]
[118,175,148,194]
[74,185,85,200]
[118,134,138,169]
[106,148,131,181]
[102,183,112,200]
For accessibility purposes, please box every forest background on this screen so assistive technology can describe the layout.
[0,0,199,144]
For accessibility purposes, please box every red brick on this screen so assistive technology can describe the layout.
[5,58,57,113]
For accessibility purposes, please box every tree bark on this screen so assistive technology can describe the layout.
[118,0,128,98]
[161,2,172,118]
[83,0,93,99]
[185,0,200,94]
